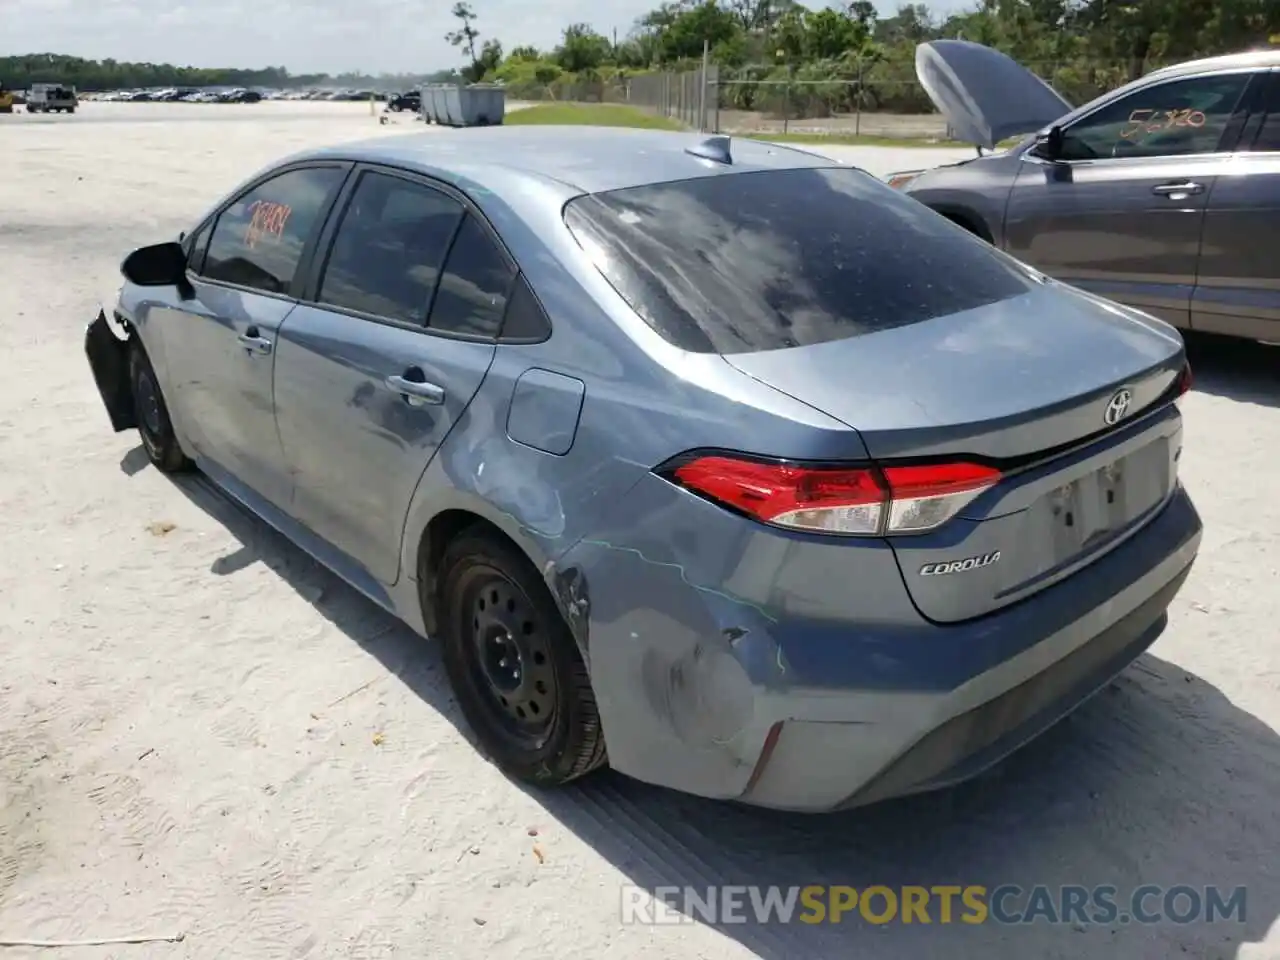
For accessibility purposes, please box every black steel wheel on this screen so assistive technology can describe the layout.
[129,345,190,473]
[465,572,558,741]
[437,531,606,785]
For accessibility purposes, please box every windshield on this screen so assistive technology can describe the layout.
[563,166,1036,355]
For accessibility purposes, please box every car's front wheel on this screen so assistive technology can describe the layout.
[437,531,607,786]
[129,345,190,473]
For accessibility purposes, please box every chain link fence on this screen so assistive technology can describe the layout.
[507,57,1176,141]
[502,70,711,129]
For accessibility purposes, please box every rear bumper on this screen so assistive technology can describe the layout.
[560,478,1201,812]
[774,561,1187,810]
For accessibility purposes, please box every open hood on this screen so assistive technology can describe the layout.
[915,39,1074,151]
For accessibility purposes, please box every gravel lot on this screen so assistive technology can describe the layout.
[1,100,1278,960]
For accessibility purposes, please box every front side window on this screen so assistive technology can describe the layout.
[1059,73,1252,162]
[185,220,212,273]
[563,166,1036,355]
[317,171,464,324]
[203,166,346,295]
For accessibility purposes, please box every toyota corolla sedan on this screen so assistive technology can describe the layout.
[888,41,1280,344]
[85,126,1201,812]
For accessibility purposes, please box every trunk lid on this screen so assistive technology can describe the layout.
[916,39,1073,150]
[724,285,1187,623]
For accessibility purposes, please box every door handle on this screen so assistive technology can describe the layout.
[385,374,445,406]
[1151,181,1203,197]
[237,332,273,355]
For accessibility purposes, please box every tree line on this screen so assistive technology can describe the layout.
[444,0,1279,114]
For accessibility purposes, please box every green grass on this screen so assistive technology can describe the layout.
[504,102,684,130]
[504,103,1019,150]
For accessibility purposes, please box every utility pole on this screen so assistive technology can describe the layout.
[699,37,709,132]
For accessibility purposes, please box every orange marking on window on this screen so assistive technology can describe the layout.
[243,200,293,249]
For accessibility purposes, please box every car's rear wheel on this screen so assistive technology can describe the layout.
[129,345,190,473]
[437,531,606,786]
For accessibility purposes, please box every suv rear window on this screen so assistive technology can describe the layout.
[563,167,1035,354]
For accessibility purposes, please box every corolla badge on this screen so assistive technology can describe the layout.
[919,551,1001,577]
[1103,388,1133,426]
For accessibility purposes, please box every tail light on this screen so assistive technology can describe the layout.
[1175,360,1193,398]
[657,453,1001,536]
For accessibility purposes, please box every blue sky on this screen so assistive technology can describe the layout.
[3,0,970,75]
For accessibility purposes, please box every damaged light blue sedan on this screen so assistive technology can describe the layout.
[85,126,1201,812]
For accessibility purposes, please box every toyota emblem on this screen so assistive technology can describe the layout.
[1103,388,1133,426]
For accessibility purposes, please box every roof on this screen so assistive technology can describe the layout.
[1147,49,1280,79]
[299,125,839,195]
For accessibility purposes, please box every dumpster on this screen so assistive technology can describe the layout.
[420,84,450,125]
[464,84,505,126]
[419,82,505,127]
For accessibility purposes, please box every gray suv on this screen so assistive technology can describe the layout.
[889,41,1280,343]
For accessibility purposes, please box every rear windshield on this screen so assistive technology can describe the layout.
[563,166,1035,354]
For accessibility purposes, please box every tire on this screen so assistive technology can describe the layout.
[129,345,190,473]
[937,210,993,245]
[437,531,606,786]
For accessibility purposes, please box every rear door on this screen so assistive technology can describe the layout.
[156,162,349,508]
[273,166,512,584]
[1192,69,1280,340]
[1003,69,1256,329]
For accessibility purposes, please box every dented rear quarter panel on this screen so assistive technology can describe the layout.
[396,164,874,625]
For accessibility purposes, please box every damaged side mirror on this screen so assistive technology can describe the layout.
[121,241,193,298]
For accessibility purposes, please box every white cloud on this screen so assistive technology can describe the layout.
[2,0,962,75]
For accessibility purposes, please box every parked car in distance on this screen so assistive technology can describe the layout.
[388,90,422,112]
[888,41,1280,344]
[215,88,262,103]
[85,127,1201,812]
[26,82,77,113]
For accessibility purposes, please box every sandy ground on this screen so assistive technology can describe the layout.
[1,99,1279,960]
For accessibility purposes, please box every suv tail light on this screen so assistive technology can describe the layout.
[657,454,1001,536]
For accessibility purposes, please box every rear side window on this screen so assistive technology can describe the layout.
[500,274,552,341]
[428,214,515,338]
[317,171,464,324]
[1250,76,1280,152]
[563,167,1034,354]
[1256,112,1280,152]
[203,166,346,295]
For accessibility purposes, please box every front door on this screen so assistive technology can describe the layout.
[1193,70,1280,340]
[1003,70,1255,329]
[159,164,349,508]
[273,168,515,584]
